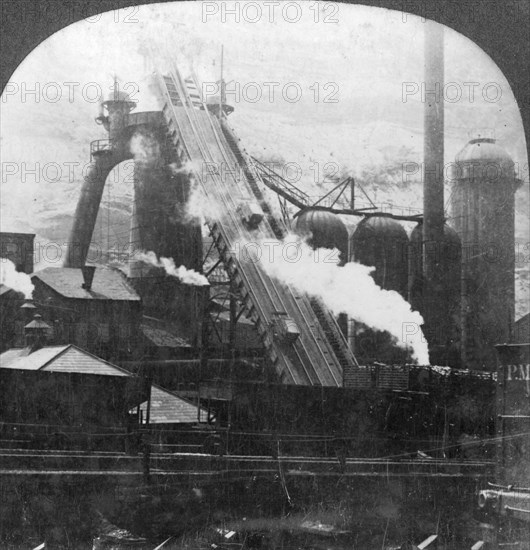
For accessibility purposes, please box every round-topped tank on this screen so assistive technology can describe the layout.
[450,137,519,369]
[293,208,349,262]
[350,216,409,296]
[452,137,515,180]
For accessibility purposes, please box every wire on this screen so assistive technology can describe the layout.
[4,420,525,452]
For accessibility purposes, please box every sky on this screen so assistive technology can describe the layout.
[0,1,528,314]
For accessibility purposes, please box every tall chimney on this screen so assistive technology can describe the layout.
[422,21,445,363]
[81,266,96,291]
[423,21,445,277]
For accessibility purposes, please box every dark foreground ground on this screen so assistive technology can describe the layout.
[1,463,491,549]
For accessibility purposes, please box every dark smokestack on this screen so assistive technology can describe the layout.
[423,21,445,275]
[81,266,96,291]
[421,21,447,364]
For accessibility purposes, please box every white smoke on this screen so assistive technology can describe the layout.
[185,178,220,225]
[130,131,161,164]
[0,259,34,298]
[168,160,202,176]
[138,251,209,286]
[168,161,218,225]
[240,234,430,365]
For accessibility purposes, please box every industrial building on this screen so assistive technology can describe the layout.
[0,341,204,448]
[30,266,142,360]
[0,26,528,550]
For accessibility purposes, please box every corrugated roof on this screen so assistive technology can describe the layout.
[0,345,70,370]
[140,385,201,424]
[0,344,130,376]
[25,315,52,329]
[32,267,140,301]
[43,347,128,376]
[0,344,203,423]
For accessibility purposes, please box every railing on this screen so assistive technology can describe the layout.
[90,139,114,157]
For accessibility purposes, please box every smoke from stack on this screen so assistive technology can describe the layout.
[138,251,209,286]
[185,179,221,226]
[0,259,34,298]
[130,131,162,165]
[238,234,430,364]
[168,161,202,176]
[169,162,223,227]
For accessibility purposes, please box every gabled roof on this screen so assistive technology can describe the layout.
[0,345,70,371]
[46,346,129,376]
[32,267,140,301]
[25,315,51,330]
[0,344,204,423]
[0,345,128,375]
[0,284,11,296]
[140,386,200,424]
[0,283,22,297]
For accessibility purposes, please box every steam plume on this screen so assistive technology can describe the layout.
[168,162,220,224]
[138,251,209,286]
[241,234,430,364]
[185,178,220,224]
[130,131,162,165]
[0,259,34,298]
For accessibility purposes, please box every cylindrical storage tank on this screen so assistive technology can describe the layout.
[293,208,349,263]
[293,208,349,337]
[350,216,409,297]
[409,223,462,367]
[450,137,519,370]
[349,217,409,364]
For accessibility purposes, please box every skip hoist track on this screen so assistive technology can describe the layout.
[154,58,357,386]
